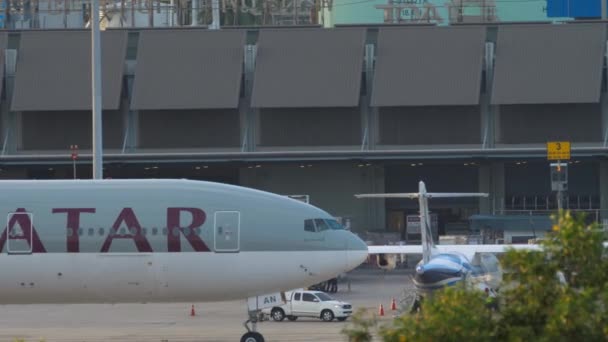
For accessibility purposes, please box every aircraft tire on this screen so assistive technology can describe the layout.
[321,309,334,322]
[271,308,285,321]
[241,332,264,342]
[287,316,298,321]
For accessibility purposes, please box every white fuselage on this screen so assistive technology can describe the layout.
[0,251,357,304]
[0,179,369,304]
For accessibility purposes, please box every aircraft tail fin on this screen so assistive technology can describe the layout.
[355,181,489,264]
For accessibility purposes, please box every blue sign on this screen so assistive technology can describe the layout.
[547,0,601,18]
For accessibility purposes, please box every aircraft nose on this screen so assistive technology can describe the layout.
[346,233,368,271]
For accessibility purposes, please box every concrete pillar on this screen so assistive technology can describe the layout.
[481,41,495,148]
[478,164,491,214]
[242,44,257,152]
[363,43,375,150]
[478,161,505,215]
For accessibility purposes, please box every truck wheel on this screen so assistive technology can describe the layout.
[287,316,298,321]
[321,309,334,322]
[337,317,347,322]
[271,308,285,322]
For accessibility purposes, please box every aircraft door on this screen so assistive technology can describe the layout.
[6,212,34,254]
[214,211,240,252]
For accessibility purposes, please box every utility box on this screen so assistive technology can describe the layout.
[550,162,568,192]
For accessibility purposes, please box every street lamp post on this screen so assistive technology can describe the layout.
[91,0,103,180]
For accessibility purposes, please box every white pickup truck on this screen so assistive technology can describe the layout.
[262,290,353,322]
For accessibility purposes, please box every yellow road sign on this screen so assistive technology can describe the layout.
[547,141,570,160]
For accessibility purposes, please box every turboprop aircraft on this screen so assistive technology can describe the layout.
[0,179,368,342]
[356,181,541,310]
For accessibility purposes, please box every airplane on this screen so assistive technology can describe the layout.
[0,178,369,342]
[356,181,543,311]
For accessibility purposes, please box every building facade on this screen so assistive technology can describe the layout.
[0,22,607,240]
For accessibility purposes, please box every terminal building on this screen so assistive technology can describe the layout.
[0,22,606,241]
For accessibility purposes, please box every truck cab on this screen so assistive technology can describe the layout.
[263,290,353,322]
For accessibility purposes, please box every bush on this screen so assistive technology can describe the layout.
[342,211,608,342]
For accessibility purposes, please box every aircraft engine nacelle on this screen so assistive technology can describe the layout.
[376,253,398,271]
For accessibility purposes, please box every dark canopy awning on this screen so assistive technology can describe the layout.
[11,30,127,111]
[491,24,606,104]
[251,28,366,108]
[130,29,246,110]
[372,26,486,107]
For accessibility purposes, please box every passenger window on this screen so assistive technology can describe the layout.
[152,227,158,236]
[88,228,94,236]
[294,293,301,301]
[142,228,147,236]
[66,228,73,237]
[304,219,316,232]
[314,219,329,231]
[184,227,191,236]
[99,228,105,236]
[302,293,316,302]
[78,228,83,236]
[162,228,168,235]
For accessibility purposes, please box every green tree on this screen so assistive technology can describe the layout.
[497,211,608,341]
[342,211,608,342]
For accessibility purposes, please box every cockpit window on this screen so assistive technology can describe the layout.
[304,219,315,232]
[325,219,344,230]
[314,219,330,231]
[305,218,344,232]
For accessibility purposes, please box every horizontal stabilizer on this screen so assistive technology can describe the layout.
[427,193,489,198]
[355,193,419,199]
[355,193,488,199]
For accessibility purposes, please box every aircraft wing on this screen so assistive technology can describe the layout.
[367,245,423,254]
[368,244,542,260]
[368,242,605,257]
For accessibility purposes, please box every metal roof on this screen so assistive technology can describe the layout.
[372,26,486,106]
[11,30,127,111]
[130,30,245,110]
[251,28,366,108]
[491,23,606,104]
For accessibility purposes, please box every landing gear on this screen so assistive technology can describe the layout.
[242,309,265,342]
[241,332,264,342]
[410,295,423,314]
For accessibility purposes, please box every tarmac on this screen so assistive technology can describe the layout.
[0,268,415,342]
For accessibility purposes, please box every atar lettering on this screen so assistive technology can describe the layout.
[0,207,210,253]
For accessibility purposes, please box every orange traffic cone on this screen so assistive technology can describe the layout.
[190,304,196,317]
[378,304,385,316]
[391,298,397,311]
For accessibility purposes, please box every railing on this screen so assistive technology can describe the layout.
[504,195,601,211]
[3,0,318,29]
[496,208,608,226]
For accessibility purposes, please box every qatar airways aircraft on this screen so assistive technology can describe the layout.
[0,179,368,342]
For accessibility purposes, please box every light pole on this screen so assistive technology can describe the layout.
[91,0,103,180]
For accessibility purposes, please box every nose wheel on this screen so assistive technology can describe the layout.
[242,310,265,342]
[241,331,264,342]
